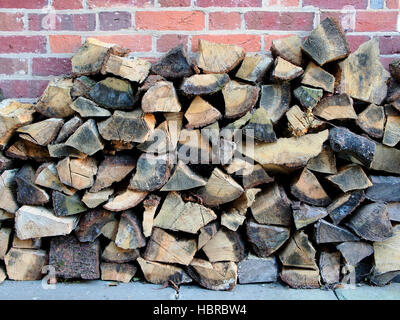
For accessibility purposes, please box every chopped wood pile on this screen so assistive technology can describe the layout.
[1,17,400,290]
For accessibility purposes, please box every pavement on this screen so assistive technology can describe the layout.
[0,280,399,300]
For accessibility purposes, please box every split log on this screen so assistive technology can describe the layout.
[336,241,373,266]
[251,183,291,226]
[75,209,115,242]
[98,109,155,144]
[52,191,86,217]
[347,203,393,242]
[154,192,217,234]
[0,209,13,221]
[71,76,96,98]
[100,262,137,283]
[15,165,50,205]
[337,39,390,105]
[0,169,18,214]
[366,175,400,202]
[370,143,400,175]
[142,81,181,113]
[82,188,113,208]
[0,227,11,259]
[272,57,303,81]
[221,212,246,232]
[259,83,291,123]
[222,81,259,119]
[242,164,274,189]
[34,163,76,196]
[313,93,357,121]
[319,251,341,285]
[185,258,238,291]
[151,44,193,79]
[35,78,75,118]
[246,220,290,257]
[115,210,146,250]
[6,139,51,162]
[0,100,35,149]
[0,152,13,173]
[144,228,197,266]
[243,107,276,142]
[142,195,161,238]
[327,190,365,225]
[237,255,278,284]
[139,75,166,94]
[181,74,230,95]
[161,160,207,191]
[71,38,129,75]
[15,205,78,240]
[137,120,178,154]
[202,228,246,262]
[17,118,63,146]
[4,248,48,281]
[47,143,85,159]
[293,86,323,109]
[389,59,400,81]
[12,235,41,249]
[307,145,337,174]
[387,79,400,112]
[286,105,323,137]
[57,157,97,190]
[70,97,111,118]
[102,55,151,83]
[302,17,350,66]
[279,231,318,270]
[357,104,385,138]
[137,257,192,285]
[89,77,135,109]
[103,189,148,212]
[198,221,218,250]
[383,106,400,147]
[386,202,400,222]
[292,202,328,230]
[49,235,101,280]
[301,62,335,93]
[314,219,360,244]
[65,119,104,156]
[184,96,221,129]
[326,165,372,193]
[235,53,273,82]
[291,168,331,206]
[197,39,245,74]
[102,241,139,263]
[100,220,119,240]
[91,155,136,192]
[54,117,83,144]
[271,35,303,66]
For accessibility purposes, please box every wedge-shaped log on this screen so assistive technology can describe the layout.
[5,248,48,281]
[12,235,41,250]
[142,195,161,238]
[0,169,18,214]
[196,168,244,207]
[89,77,135,109]
[246,220,290,257]
[17,118,63,146]
[386,203,400,222]
[347,203,393,242]
[52,191,86,217]
[242,164,274,189]
[294,86,323,109]
[15,205,78,240]
[115,210,146,250]
[186,258,237,291]
[366,175,400,202]
[313,93,356,121]
[197,39,245,74]
[102,241,139,263]
[327,190,365,225]
[319,251,340,285]
[259,83,291,123]
[338,39,390,105]
[142,81,181,113]
[302,17,350,66]
[291,168,331,206]
[202,228,246,262]
[326,165,372,193]
[70,97,111,118]
[383,107,400,147]
[235,53,273,83]
[337,242,373,266]
[100,262,137,283]
[286,105,323,137]
[370,143,400,175]
[301,62,335,93]
[75,208,115,242]
[314,220,359,244]
[65,119,104,156]
[161,160,207,191]
[6,139,51,162]
[292,202,328,230]
[307,145,337,174]
[47,143,85,159]
[243,107,276,142]
[222,81,259,119]
[0,228,11,260]
[237,255,278,284]
[34,163,75,196]
[98,109,156,143]
[272,57,303,81]
[151,44,193,79]
[281,267,320,289]
[357,104,385,138]
[15,165,50,205]
[71,76,96,98]
[271,35,302,66]
[144,228,197,266]
[198,222,218,250]
[181,74,230,95]
[102,55,151,83]
[57,157,97,190]
[103,189,148,212]
[154,192,217,234]
[185,96,221,129]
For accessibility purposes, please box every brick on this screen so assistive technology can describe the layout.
[0,36,47,53]
[245,12,314,31]
[356,12,398,32]
[159,0,190,6]
[0,58,28,76]
[196,0,261,6]
[320,11,356,32]
[0,80,48,99]
[136,11,205,31]
[53,0,83,9]
[191,34,261,52]
[49,35,82,54]
[88,0,153,7]
[280,0,300,6]
[32,58,72,76]
[0,13,24,31]
[93,35,152,52]
[209,12,241,30]
[29,14,96,31]
[264,34,295,51]
[378,36,400,55]
[387,0,400,9]
[346,35,370,52]
[99,11,132,31]
[381,57,395,71]
[0,0,47,9]
[157,34,188,52]
[302,0,367,9]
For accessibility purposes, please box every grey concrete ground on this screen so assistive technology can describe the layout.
[0,280,399,300]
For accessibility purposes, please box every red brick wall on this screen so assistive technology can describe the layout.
[0,0,399,99]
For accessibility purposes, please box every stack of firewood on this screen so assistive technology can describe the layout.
[0,17,400,290]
